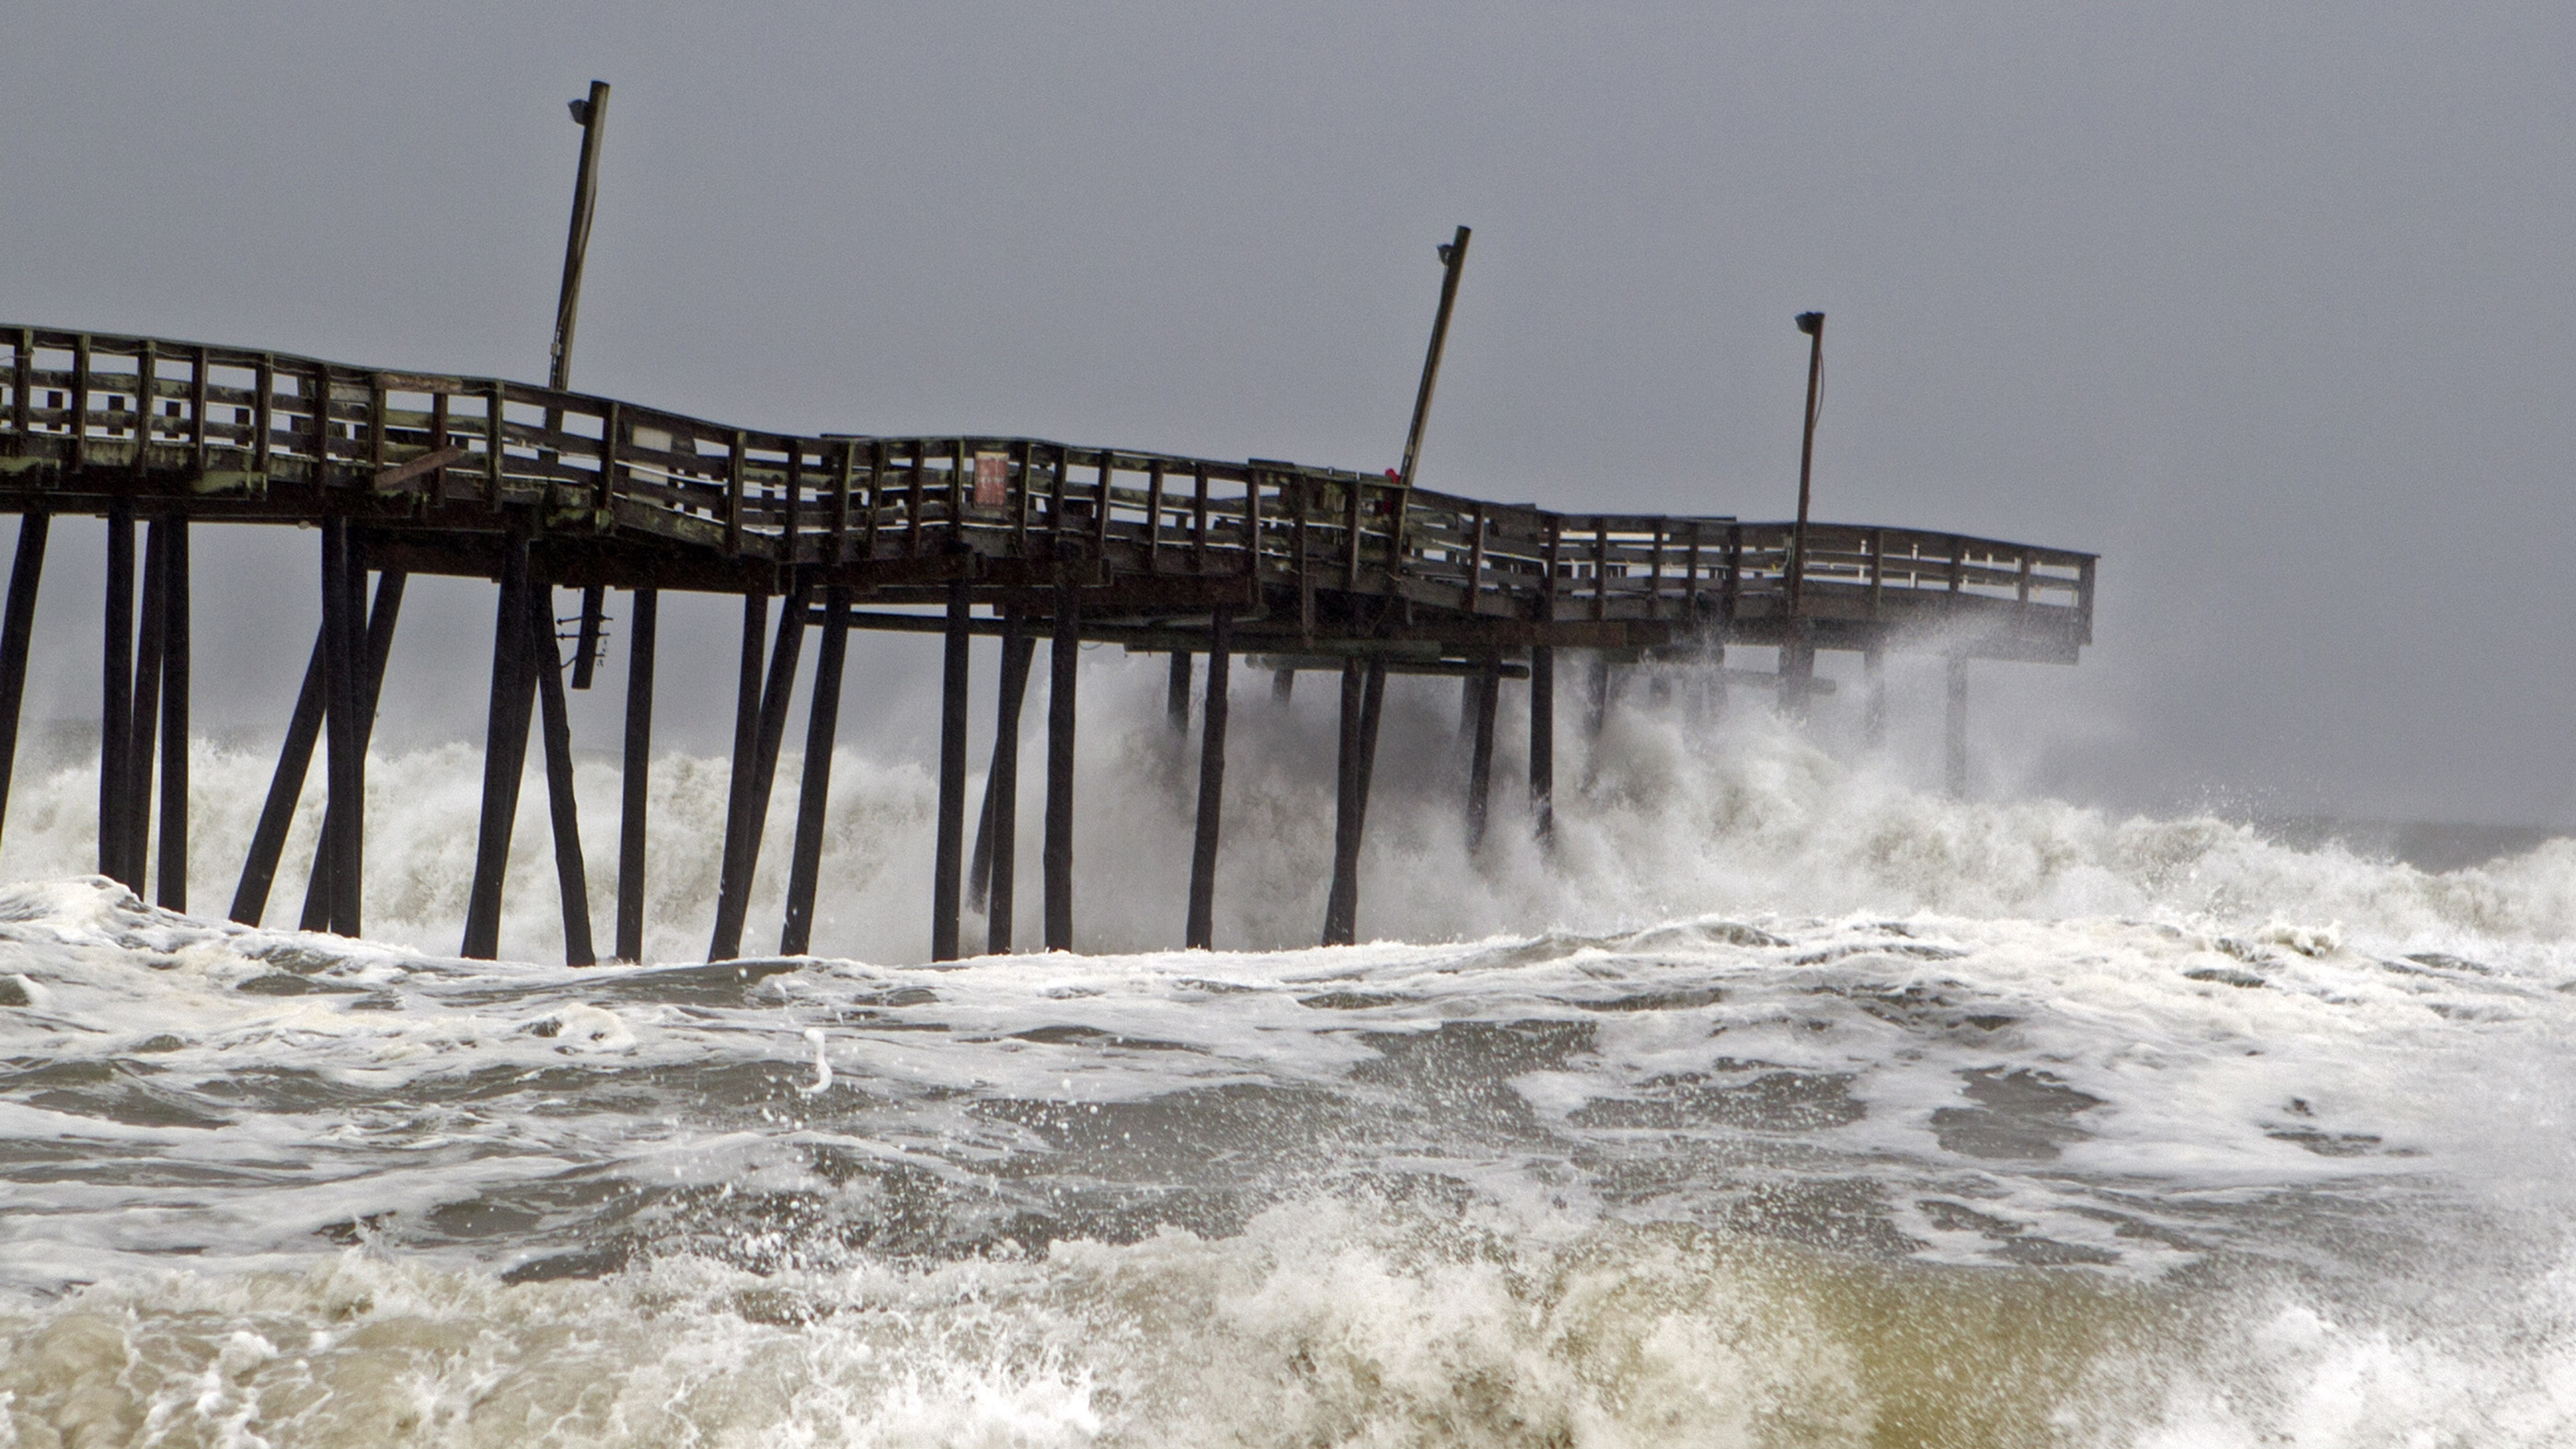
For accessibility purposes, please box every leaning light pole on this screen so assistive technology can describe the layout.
[1780,309,1824,717]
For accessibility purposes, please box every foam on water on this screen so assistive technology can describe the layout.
[6,661,2576,1443]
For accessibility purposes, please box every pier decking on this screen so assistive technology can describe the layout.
[0,326,2096,961]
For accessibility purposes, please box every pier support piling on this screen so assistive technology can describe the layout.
[316,521,363,937]
[1322,656,1386,946]
[298,567,403,933]
[1466,656,1499,852]
[238,571,399,927]
[462,540,536,960]
[155,521,188,911]
[710,585,807,961]
[614,588,657,961]
[1184,608,1232,949]
[1529,645,1556,845]
[531,581,594,965]
[932,574,972,961]
[0,514,48,850]
[126,523,168,891]
[1043,565,1080,951]
[970,610,1033,954]
[100,500,132,884]
[780,586,849,957]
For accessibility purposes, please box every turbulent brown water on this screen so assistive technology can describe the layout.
[6,670,2576,1445]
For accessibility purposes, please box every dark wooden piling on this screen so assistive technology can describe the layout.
[780,586,850,957]
[971,612,1033,955]
[1272,667,1294,703]
[1945,655,1968,799]
[125,522,167,890]
[299,567,404,932]
[1043,564,1080,951]
[1465,656,1499,852]
[237,571,400,928]
[707,592,771,960]
[614,587,657,961]
[1184,608,1232,949]
[1323,661,1366,946]
[100,500,133,884]
[1529,644,1556,844]
[0,513,49,847]
[932,574,972,961]
[1167,650,1191,733]
[317,520,363,936]
[527,581,594,964]
[569,582,605,689]
[461,539,535,960]
[155,520,188,911]
[710,585,808,961]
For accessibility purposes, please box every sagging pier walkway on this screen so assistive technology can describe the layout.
[0,326,2096,962]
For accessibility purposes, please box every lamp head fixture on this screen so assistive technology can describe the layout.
[1795,311,1824,337]
[568,98,593,125]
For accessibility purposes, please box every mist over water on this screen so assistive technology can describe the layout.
[7,656,2576,1445]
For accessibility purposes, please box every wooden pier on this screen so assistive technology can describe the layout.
[0,325,2096,961]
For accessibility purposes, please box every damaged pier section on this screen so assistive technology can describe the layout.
[0,327,2095,961]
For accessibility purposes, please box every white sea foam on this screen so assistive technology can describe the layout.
[6,662,2576,1443]
[1,655,2570,965]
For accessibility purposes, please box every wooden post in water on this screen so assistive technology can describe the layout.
[99,499,132,884]
[1529,645,1556,845]
[614,587,657,961]
[155,520,188,911]
[1272,667,1294,704]
[240,573,398,928]
[126,523,167,891]
[0,514,50,848]
[1465,656,1499,852]
[1945,655,1969,799]
[529,581,594,965]
[707,592,769,959]
[1042,560,1080,951]
[1184,608,1232,949]
[971,611,1034,955]
[710,585,807,961]
[462,539,536,959]
[1322,657,1386,946]
[300,565,402,930]
[779,586,850,957]
[317,520,363,937]
[931,572,972,961]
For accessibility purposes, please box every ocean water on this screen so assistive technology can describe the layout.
[6,661,2576,1446]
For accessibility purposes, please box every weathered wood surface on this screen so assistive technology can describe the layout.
[0,328,2095,666]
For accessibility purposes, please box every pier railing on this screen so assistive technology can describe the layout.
[1,328,2092,635]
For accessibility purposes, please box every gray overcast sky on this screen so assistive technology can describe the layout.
[4,1,2571,825]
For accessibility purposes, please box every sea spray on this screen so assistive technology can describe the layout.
[7,667,2576,1443]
